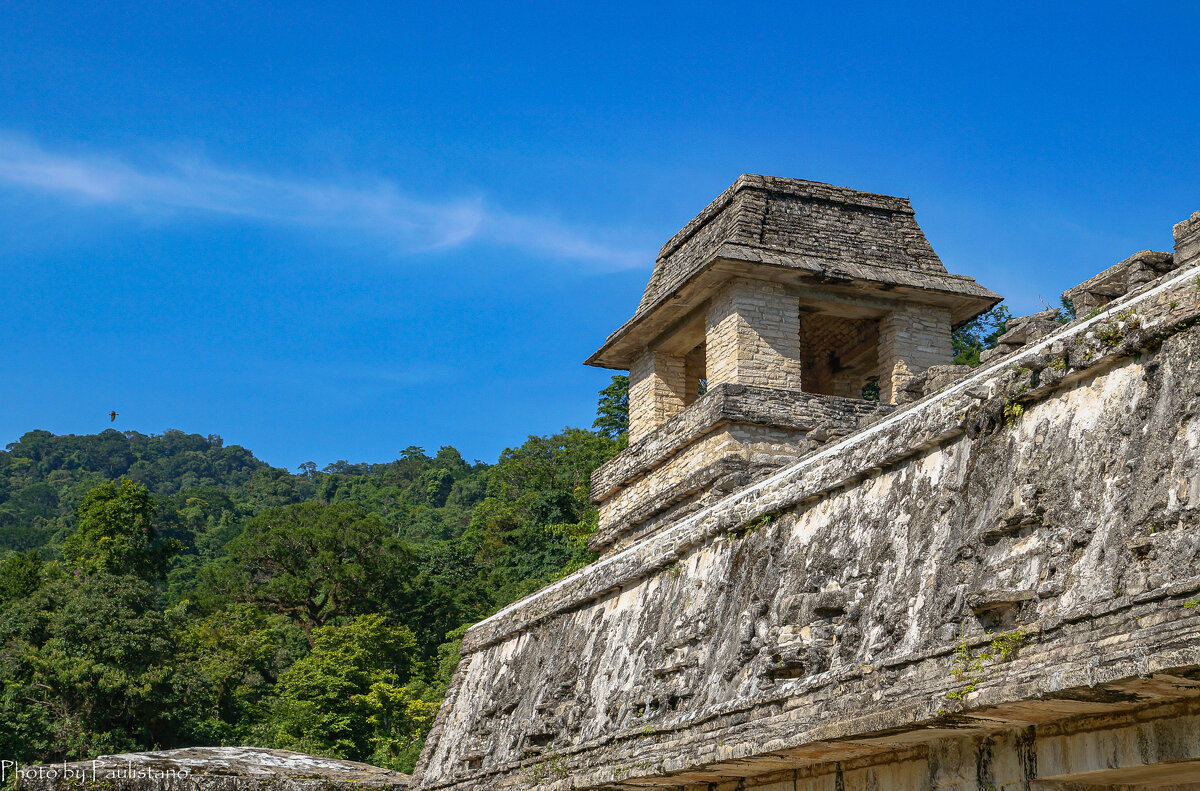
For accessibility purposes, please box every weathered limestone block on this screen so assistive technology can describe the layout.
[415,246,1200,791]
[998,308,1060,346]
[15,748,410,791]
[1177,210,1200,268]
[1062,249,1177,315]
[889,363,975,405]
[923,363,974,393]
[978,308,1065,366]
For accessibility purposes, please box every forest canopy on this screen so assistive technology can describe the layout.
[0,407,622,771]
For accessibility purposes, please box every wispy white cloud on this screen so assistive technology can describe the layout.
[0,133,647,269]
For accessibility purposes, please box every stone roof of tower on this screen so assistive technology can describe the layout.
[587,174,1002,369]
[639,175,950,311]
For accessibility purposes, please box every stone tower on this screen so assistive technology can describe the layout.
[415,196,1200,791]
[586,175,1000,555]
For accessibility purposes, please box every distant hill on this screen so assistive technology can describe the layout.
[0,429,273,552]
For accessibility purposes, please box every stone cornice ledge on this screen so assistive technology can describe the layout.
[591,384,887,502]
[462,259,1200,656]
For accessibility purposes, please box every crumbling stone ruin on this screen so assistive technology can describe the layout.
[413,176,1200,790]
[15,747,411,791]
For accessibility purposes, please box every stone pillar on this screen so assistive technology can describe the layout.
[878,306,952,404]
[1175,210,1200,269]
[628,349,688,442]
[683,345,706,406]
[704,278,803,391]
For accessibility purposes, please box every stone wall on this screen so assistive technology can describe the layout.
[1178,210,1200,267]
[700,705,1200,790]
[594,423,802,555]
[414,241,1200,791]
[1064,250,1176,314]
[591,386,889,504]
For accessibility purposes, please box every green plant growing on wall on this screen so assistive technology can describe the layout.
[945,628,1031,701]
[990,627,1030,662]
[946,634,983,700]
[862,376,881,401]
[523,752,569,783]
[729,510,783,539]
[752,511,780,529]
[1094,311,1140,349]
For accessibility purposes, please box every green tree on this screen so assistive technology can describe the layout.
[220,501,412,646]
[1058,296,1077,323]
[171,604,305,745]
[952,304,1012,366]
[61,480,180,580]
[0,550,44,604]
[463,428,621,607]
[0,570,176,761]
[0,410,627,762]
[592,374,629,440]
[264,614,437,771]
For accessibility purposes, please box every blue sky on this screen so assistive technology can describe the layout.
[1,1,1197,469]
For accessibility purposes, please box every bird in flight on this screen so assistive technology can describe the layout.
[109,411,119,422]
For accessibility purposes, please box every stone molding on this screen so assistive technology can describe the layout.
[591,384,888,502]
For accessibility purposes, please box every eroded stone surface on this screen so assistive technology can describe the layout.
[15,747,410,791]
